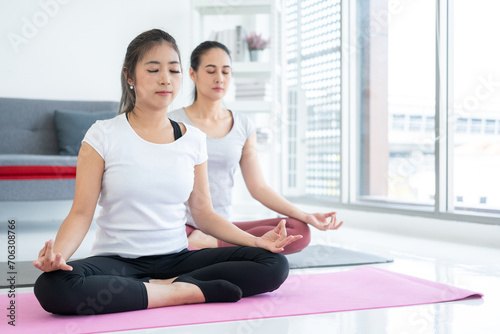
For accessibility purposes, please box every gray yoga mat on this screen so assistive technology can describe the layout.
[0,245,393,288]
[286,245,393,269]
[2,261,42,289]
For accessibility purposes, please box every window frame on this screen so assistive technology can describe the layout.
[284,0,500,226]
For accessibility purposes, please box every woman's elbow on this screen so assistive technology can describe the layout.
[190,207,214,229]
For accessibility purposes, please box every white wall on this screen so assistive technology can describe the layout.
[0,0,193,108]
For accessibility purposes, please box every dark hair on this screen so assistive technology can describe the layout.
[119,29,182,114]
[190,41,231,102]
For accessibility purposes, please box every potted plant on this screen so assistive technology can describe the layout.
[245,31,270,62]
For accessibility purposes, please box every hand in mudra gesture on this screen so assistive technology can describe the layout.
[33,239,73,272]
[255,219,303,253]
[305,212,343,231]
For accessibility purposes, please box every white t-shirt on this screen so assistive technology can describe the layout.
[82,113,207,258]
[168,108,255,226]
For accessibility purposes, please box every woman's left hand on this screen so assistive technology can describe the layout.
[255,219,303,253]
[304,212,343,231]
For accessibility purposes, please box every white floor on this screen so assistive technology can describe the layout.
[2,209,500,334]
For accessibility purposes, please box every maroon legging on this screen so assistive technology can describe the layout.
[186,218,311,255]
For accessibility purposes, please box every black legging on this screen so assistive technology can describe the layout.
[34,246,289,315]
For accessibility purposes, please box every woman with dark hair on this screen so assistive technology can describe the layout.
[33,29,301,316]
[169,41,343,254]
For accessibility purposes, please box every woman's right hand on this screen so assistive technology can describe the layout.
[33,239,73,272]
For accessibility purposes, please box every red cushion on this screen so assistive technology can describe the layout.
[0,166,77,180]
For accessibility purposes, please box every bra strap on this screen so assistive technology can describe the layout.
[169,118,183,140]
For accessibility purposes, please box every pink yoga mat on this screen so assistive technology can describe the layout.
[1,266,482,334]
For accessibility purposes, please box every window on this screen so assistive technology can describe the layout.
[455,118,468,133]
[283,0,500,223]
[425,116,435,133]
[484,120,496,135]
[470,118,482,134]
[409,115,423,132]
[285,0,342,199]
[391,114,406,131]
[357,0,436,205]
[451,0,500,213]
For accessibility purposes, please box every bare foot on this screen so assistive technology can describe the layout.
[145,281,205,308]
[188,230,218,249]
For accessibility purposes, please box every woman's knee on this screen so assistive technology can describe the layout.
[259,251,290,291]
[34,271,80,314]
[286,218,311,239]
[274,252,289,280]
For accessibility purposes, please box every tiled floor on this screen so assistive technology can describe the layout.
[2,206,499,333]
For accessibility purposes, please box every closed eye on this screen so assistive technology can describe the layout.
[147,70,159,73]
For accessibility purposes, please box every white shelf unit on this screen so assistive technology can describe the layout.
[190,0,284,115]
[190,0,285,200]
